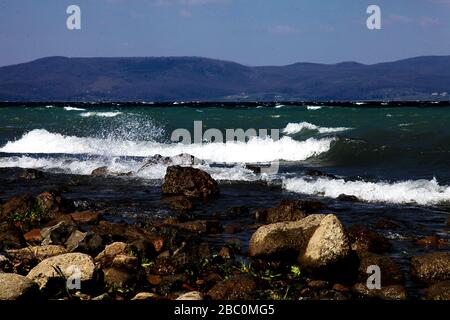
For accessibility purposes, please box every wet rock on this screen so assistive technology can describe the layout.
[337,194,359,202]
[66,230,104,255]
[177,220,223,235]
[223,224,243,234]
[27,252,97,291]
[352,283,407,300]
[375,218,402,230]
[139,154,202,172]
[24,228,42,243]
[424,280,450,300]
[416,236,448,248]
[70,211,102,225]
[19,168,44,180]
[411,252,450,284]
[249,214,325,258]
[0,222,24,250]
[91,167,109,176]
[255,200,326,223]
[0,273,40,300]
[41,221,77,246]
[168,196,195,211]
[162,166,219,200]
[347,225,391,255]
[358,254,404,286]
[306,169,337,179]
[218,247,232,260]
[207,275,257,300]
[299,215,352,275]
[176,291,203,300]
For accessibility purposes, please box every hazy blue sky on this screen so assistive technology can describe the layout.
[0,0,449,67]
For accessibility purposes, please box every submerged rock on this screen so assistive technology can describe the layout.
[0,273,40,300]
[306,169,337,179]
[347,225,391,255]
[249,214,325,258]
[255,199,326,223]
[337,194,359,202]
[176,220,223,235]
[411,252,450,284]
[19,168,44,180]
[162,166,219,200]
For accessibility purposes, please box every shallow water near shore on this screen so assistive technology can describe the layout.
[0,102,449,297]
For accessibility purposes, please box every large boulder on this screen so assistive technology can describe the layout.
[411,252,450,284]
[27,253,96,291]
[298,214,352,274]
[249,214,325,258]
[0,273,40,300]
[255,199,326,223]
[162,166,219,200]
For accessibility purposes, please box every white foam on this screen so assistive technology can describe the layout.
[0,155,258,181]
[282,122,351,135]
[0,129,333,163]
[283,177,450,205]
[275,104,285,109]
[307,106,322,110]
[64,106,86,111]
[80,112,122,118]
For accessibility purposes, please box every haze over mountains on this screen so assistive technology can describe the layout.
[0,56,449,102]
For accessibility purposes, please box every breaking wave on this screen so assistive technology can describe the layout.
[282,122,351,135]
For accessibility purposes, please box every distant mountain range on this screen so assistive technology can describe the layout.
[0,56,449,102]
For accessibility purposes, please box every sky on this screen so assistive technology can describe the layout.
[0,0,449,67]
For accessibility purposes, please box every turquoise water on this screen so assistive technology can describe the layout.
[1,102,450,206]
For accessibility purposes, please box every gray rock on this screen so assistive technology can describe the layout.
[41,221,76,246]
[27,252,96,290]
[298,214,351,272]
[0,273,40,300]
[176,291,203,300]
[66,230,103,255]
[249,214,325,257]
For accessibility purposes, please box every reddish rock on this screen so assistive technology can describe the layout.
[23,228,42,243]
[417,236,448,248]
[147,274,162,286]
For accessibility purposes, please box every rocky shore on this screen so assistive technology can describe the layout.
[0,164,449,301]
